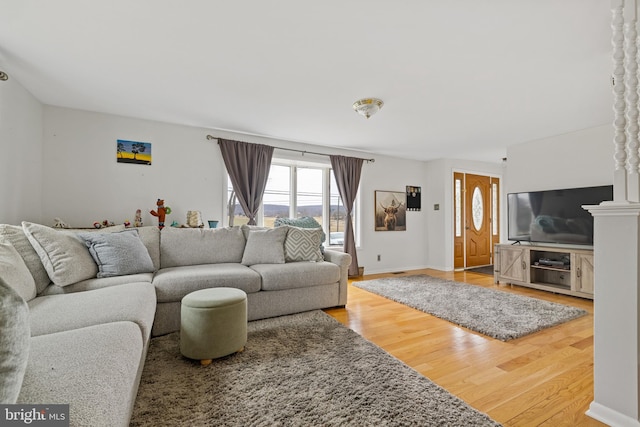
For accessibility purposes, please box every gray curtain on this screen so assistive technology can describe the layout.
[219,139,274,225]
[330,155,363,277]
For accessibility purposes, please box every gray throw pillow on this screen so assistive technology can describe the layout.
[241,227,287,266]
[79,229,155,278]
[0,241,37,301]
[283,226,324,263]
[0,277,30,404]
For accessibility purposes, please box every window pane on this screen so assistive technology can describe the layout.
[329,173,346,245]
[296,168,323,227]
[455,179,462,237]
[492,182,498,235]
[263,165,290,227]
[227,176,249,226]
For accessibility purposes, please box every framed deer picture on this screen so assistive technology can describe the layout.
[375,190,406,231]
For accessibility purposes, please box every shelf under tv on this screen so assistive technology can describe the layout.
[493,244,594,299]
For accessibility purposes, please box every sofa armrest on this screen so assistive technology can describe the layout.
[323,249,352,306]
[323,249,351,268]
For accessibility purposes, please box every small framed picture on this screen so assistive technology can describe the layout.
[406,186,421,211]
[117,139,152,165]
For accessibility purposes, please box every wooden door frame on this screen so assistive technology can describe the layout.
[453,171,501,270]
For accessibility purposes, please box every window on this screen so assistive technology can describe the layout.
[226,161,358,247]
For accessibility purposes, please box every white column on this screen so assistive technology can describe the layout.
[587,2,640,425]
[614,0,629,202]
[586,204,640,427]
[625,0,640,201]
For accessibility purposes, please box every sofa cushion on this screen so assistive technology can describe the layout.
[0,241,37,301]
[160,226,246,268]
[153,264,261,303]
[79,229,155,278]
[40,273,154,295]
[28,282,157,343]
[0,278,30,404]
[18,321,143,426]
[0,224,51,294]
[241,226,287,266]
[282,226,324,263]
[251,261,341,291]
[22,222,98,287]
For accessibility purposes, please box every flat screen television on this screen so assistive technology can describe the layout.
[507,185,613,245]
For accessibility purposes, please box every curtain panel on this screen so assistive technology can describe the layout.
[218,139,274,225]
[330,155,363,277]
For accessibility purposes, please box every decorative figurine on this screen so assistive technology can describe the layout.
[53,218,69,228]
[186,210,204,228]
[134,209,143,227]
[150,199,171,229]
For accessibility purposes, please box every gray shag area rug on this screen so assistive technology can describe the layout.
[131,310,500,427]
[355,274,588,341]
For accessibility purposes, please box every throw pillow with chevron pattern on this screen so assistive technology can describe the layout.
[283,226,324,262]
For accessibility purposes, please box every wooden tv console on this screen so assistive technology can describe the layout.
[493,244,593,299]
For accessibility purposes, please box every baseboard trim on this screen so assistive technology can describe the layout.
[587,401,640,427]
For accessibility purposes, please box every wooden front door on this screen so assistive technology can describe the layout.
[453,173,499,269]
[465,174,492,267]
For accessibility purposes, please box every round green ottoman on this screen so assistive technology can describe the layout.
[180,287,247,366]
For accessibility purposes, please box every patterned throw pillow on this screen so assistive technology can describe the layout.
[274,217,326,252]
[283,226,324,263]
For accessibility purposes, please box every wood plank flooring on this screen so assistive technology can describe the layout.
[324,268,605,427]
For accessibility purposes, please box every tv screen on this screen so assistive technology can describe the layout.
[507,185,613,245]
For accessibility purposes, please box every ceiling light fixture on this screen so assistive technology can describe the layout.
[353,98,383,119]
[0,71,8,81]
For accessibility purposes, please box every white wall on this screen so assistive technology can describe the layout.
[358,155,428,274]
[506,124,613,193]
[42,106,429,274]
[0,77,44,225]
[424,158,505,271]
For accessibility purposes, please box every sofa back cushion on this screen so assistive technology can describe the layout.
[160,226,246,268]
[0,277,30,404]
[0,224,51,294]
[135,226,160,270]
[22,222,98,287]
[0,242,37,301]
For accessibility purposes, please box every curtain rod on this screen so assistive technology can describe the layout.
[206,134,375,163]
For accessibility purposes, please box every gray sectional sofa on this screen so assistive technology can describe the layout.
[0,221,351,426]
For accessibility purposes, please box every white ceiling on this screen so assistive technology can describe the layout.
[0,1,613,162]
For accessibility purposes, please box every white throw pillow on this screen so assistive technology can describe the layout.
[0,224,51,294]
[0,241,37,301]
[241,227,287,266]
[22,222,98,287]
[0,278,30,404]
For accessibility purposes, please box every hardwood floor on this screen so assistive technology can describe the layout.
[324,269,605,427]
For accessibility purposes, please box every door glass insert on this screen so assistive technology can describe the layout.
[472,186,483,231]
[455,179,462,237]
[492,182,498,235]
